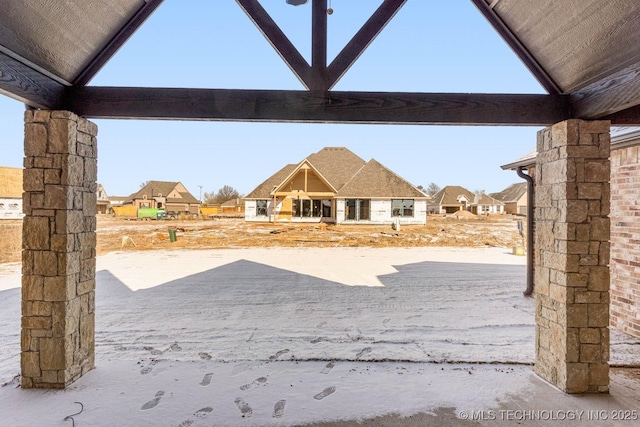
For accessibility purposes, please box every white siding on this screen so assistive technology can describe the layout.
[335,199,345,224]
[370,200,389,222]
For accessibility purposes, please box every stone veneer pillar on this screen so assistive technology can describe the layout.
[21,110,98,389]
[534,119,610,393]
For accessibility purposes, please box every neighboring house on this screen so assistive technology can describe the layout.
[490,182,528,215]
[96,184,110,214]
[472,193,505,215]
[0,166,24,219]
[108,196,127,210]
[429,186,476,214]
[220,198,245,215]
[123,181,200,215]
[244,147,428,224]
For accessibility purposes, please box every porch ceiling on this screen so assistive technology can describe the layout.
[2,0,640,124]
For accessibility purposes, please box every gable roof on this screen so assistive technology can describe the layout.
[244,164,298,199]
[306,147,366,192]
[0,167,23,198]
[336,159,426,198]
[126,180,199,204]
[474,193,504,206]
[490,182,528,203]
[431,186,476,206]
[273,159,337,194]
[245,148,426,200]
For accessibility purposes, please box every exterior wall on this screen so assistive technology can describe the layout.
[336,199,427,225]
[21,110,98,389]
[0,197,24,219]
[610,145,640,338]
[534,119,610,394]
[517,193,528,215]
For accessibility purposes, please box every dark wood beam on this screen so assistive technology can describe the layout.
[470,0,561,95]
[0,51,66,109]
[311,0,328,90]
[571,61,640,121]
[73,0,164,86]
[327,0,406,91]
[236,0,312,89]
[65,86,571,125]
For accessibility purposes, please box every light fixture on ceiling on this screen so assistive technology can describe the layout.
[286,0,308,5]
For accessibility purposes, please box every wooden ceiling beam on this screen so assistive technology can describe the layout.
[236,0,312,89]
[65,86,571,125]
[0,51,66,109]
[310,0,328,90]
[327,0,406,91]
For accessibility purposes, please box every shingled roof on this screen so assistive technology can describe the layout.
[245,148,426,200]
[490,182,528,203]
[244,164,298,199]
[430,186,476,206]
[125,181,199,204]
[336,159,426,198]
[306,147,366,192]
[0,167,23,198]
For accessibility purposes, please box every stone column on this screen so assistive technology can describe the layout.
[21,110,98,389]
[534,119,610,393]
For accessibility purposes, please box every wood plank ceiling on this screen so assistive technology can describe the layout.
[1,0,640,125]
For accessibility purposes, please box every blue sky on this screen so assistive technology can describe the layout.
[0,0,543,198]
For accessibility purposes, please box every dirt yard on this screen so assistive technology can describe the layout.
[0,214,526,264]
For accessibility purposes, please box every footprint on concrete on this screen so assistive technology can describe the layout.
[177,407,213,426]
[314,386,336,401]
[169,342,182,351]
[269,349,290,361]
[143,346,163,355]
[198,352,212,360]
[200,373,213,386]
[240,376,267,391]
[355,347,372,359]
[140,390,165,410]
[321,362,335,374]
[310,337,326,344]
[382,318,391,326]
[234,398,253,418]
[140,360,158,375]
[194,407,213,418]
[273,400,286,418]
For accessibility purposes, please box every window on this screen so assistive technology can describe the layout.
[9,203,19,210]
[392,199,414,217]
[345,199,370,221]
[0,203,4,210]
[322,200,331,217]
[292,198,324,218]
[312,200,322,217]
[256,200,268,216]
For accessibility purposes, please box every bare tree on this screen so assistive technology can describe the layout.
[204,185,241,205]
[426,182,441,197]
[203,191,217,205]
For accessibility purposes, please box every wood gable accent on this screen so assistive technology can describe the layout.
[272,160,335,198]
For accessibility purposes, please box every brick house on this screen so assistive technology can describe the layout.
[490,182,528,215]
[123,181,200,215]
[244,147,428,225]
